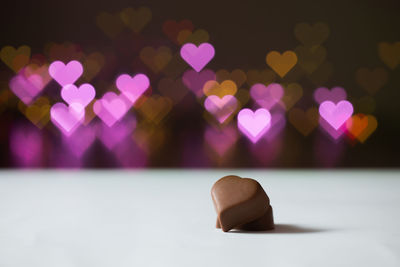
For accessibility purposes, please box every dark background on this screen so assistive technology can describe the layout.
[0,0,399,167]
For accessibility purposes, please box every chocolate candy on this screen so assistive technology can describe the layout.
[216,205,274,231]
[211,175,274,232]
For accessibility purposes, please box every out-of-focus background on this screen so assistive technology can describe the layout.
[0,0,399,168]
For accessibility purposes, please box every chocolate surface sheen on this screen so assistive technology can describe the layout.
[211,175,272,232]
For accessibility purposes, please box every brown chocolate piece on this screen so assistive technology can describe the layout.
[211,175,270,232]
[216,205,274,231]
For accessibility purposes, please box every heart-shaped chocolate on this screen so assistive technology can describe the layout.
[211,175,270,232]
[216,205,274,231]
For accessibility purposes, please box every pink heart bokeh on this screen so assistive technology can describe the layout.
[204,95,238,123]
[93,92,132,127]
[319,100,353,130]
[180,43,215,72]
[50,102,85,136]
[116,73,149,104]
[23,64,51,90]
[250,83,284,109]
[61,83,96,108]
[63,125,96,158]
[237,108,271,143]
[9,124,43,167]
[96,115,136,150]
[204,125,238,156]
[48,60,83,87]
[9,73,42,104]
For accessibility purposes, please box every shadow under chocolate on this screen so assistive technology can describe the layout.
[229,224,329,234]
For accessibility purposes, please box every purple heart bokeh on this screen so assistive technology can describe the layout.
[314,87,347,104]
[9,124,43,167]
[204,126,238,156]
[264,111,286,141]
[182,69,215,98]
[113,138,148,168]
[96,115,136,150]
[318,117,346,141]
[250,83,284,109]
[9,73,42,104]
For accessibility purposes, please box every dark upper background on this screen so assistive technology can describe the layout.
[0,0,399,167]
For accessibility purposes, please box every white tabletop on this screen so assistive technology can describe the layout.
[0,170,399,267]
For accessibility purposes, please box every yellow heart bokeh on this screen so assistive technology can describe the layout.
[139,95,173,124]
[179,29,209,45]
[140,46,172,74]
[355,67,388,95]
[236,88,250,106]
[82,52,105,82]
[46,42,84,62]
[120,7,152,33]
[282,83,303,110]
[0,45,31,73]
[96,12,124,39]
[24,63,52,90]
[161,52,189,79]
[216,69,247,88]
[22,97,50,128]
[355,95,376,114]
[294,22,330,47]
[266,51,297,78]
[203,80,237,97]
[83,100,97,126]
[295,45,326,74]
[0,89,14,113]
[378,42,400,69]
[158,77,188,104]
[308,61,334,86]
[288,107,319,136]
[132,123,166,154]
[246,69,276,86]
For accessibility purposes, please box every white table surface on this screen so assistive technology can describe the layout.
[0,170,400,267]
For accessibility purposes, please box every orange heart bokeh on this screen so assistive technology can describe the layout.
[346,114,377,143]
